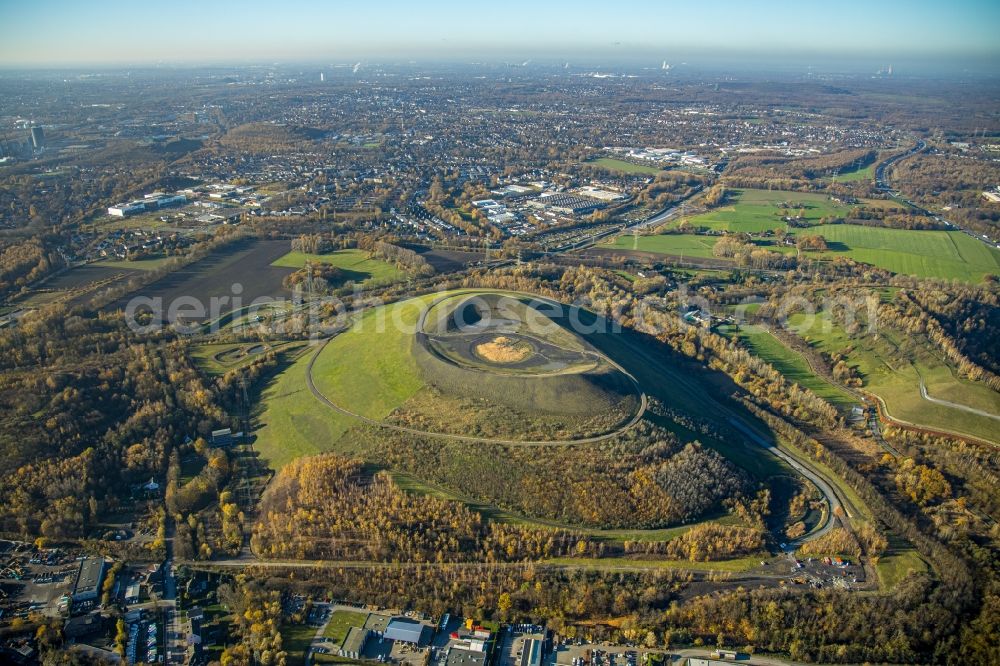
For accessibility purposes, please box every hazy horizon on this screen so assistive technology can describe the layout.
[2,0,998,70]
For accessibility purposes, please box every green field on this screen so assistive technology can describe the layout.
[253,294,438,469]
[600,233,721,258]
[323,610,369,644]
[725,325,859,412]
[310,297,427,420]
[788,311,1000,443]
[190,341,305,376]
[253,289,792,534]
[586,157,665,175]
[685,188,852,233]
[283,621,320,666]
[833,162,875,183]
[602,195,1000,281]
[95,212,174,231]
[253,347,354,470]
[798,225,1000,283]
[271,248,406,285]
[876,545,928,590]
[296,289,790,471]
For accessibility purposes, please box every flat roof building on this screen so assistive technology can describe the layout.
[447,647,486,666]
[520,639,542,666]
[384,618,432,646]
[340,626,369,659]
[528,193,605,216]
[72,557,106,602]
[211,428,233,447]
[124,582,141,604]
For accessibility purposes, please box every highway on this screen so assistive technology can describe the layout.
[874,140,925,192]
[877,140,999,248]
[544,186,704,254]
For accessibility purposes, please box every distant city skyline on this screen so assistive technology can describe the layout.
[1,0,999,68]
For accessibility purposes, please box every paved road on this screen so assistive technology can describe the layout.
[878,140,999,247]
[158,516,186,665]
[305,291,649,447]
[668,648,815,666]
[546,186,704,253]
[182,556,799,582]
[874,141,925,192]
[869,383,998,448]
[728,417,845,542]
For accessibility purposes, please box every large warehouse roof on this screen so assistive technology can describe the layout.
[384,619,431,645]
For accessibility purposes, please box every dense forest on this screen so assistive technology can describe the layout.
[0,305,226,542]
[252,453,601,562]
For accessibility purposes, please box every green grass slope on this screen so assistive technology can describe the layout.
[788,312,999,443]
[725,325,859,412]
[272,248,406,284]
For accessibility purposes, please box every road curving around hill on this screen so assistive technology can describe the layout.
[305,290,648,446]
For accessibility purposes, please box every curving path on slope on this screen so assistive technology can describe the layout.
[727,417,846,545]
[920,379,1000,422]
[303,290,846,549]
[305,291,648,446]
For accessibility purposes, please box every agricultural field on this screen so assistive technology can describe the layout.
[404,244,483,272]
[796,224,1000,282]
[271,248,406,285]
[585,157,665,175]
[96,255,178,271]
[11,263,142,309]
[108,239,293,323]
[682,188,854,232]
[599,233,720,258]
[787,311,1000,443]
[600,189,1000,280]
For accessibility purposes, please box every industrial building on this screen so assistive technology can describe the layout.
[340,627,369,659]
[446,647,486,666]
[528,193,606,216]
[71,557,106,602]
[576,186,626,202]
[107,192,187,217]
[519,638,542,666]
[384,618,432,646]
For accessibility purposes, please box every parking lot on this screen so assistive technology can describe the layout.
[496,625,545,666]
[552,644,645,666]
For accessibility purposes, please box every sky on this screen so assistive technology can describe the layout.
[1,0,998,67]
